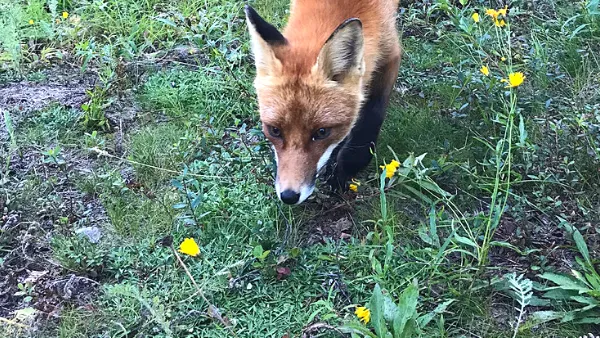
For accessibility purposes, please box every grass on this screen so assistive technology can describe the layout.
[1,0,600,337]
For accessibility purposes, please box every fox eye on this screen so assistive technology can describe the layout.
[267,125,282,138]
[312,127,331,141]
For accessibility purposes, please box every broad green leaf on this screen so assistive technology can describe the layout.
[572,228,591,266]
[584,272,600,290]
[339,322,378,338]
[392,283,418,338]
[155,17,177,27]
[417,299,455,327]
[524,310,563,327]
[418,226,433,245]
[540,288,579,300]
[518,114,527,147]
[453,233,478,249]
[539,272,591,291]
[403,185,433,205]
[370,284,388,338]
[574,316,600,324]
[570,296,599,305]
[383,296,399,322]
[252,245,263,258]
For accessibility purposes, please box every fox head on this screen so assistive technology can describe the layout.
[244,5,366,205]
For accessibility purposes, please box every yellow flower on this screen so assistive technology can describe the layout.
[29,19,34,25]
[349,178,361,192]
[379,159,400,179]
[355,306,370,324]
[472,12,480,23]
[494,19,506,27]
[501,56,507,62]
[501,72,526,88]
[498,6,508,17]
[178,238,200,257]
[62,11,69,19]
[480,65,490,76]
[485,8,499,19]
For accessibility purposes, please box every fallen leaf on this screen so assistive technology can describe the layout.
[276,266,291,280]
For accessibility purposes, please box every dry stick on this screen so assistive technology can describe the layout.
[0,316,27,328]
[88,147,226,179]
[170,246,238,338]
[301,322,344,338]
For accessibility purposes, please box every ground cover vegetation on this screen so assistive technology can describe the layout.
[1,0,599,337]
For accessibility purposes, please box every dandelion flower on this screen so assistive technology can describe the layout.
[178,238,200,257]
[480,65,490,76]
[501,72,525,88]
[29,19,34,25]
[501,56,507,62]
[485,9,499,19]
[380,159,400,179]
[494,19,506,27]
[472,12,480,23]
[355,306,371,324]
[62,11,69,19]
[348,179,360,192]
[498,5,508,17]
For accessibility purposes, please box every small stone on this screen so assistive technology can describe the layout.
[75,226,102,243]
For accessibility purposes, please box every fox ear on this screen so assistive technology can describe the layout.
[316,18,364,83]
[245,5,286,76]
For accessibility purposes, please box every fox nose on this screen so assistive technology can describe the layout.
[280,189,300,205]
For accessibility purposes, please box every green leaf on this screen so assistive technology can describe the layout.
[339,322,378,338]
[252,245,263,259]
[290,247,301,258]
[370,284,388,338]
[570,296,599,305]
[418,299,454,328]
[572,228,591,266]
[454,233,478,249]
[574,316,600,324]
[418,226,433,245]
[392,283,418,338]
[524,310,563,327]
[383,296,399,322]
[429,205,440,248]
[540,288,578,300]
[259,250,270,260]
[155,17,177,27]
[518,114,527,147]
[539,272,591,291]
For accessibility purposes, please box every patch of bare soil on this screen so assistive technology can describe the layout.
[0,63,112,330]
[489,210,594,278]
[0,83,88,114]
[298,197,356,246]
[1,148,109,323]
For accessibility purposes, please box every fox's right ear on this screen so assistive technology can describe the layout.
[245,5,286,76]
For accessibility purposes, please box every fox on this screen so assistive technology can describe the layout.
[244,0,402,205]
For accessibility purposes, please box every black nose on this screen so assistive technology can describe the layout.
[280,190,300,204]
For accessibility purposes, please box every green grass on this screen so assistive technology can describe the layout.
[1,0,600,337]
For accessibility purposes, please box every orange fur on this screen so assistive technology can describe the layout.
[247,0,401,203]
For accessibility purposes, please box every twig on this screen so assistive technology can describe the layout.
[88,147,226,179]
[0,316,27,328]
[301,322,344,338]
[170,246,238,337]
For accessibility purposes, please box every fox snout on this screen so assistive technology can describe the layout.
[273,152,318,205]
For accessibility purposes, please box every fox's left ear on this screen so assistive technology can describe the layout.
[245,5,286,76]
[316,18,365,83]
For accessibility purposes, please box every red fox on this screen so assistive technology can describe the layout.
[245,0,401,204]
